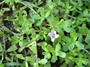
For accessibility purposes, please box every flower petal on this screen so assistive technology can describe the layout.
[51,38,55,42]
[55,34,59,38]
[51,30,56,34]
[48,30,59,42]
[48,33,51,37]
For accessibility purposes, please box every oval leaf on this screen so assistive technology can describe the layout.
[75,41,84,49]
[58,51,66,58]
[39,59,47,64]
[7,45,17,52]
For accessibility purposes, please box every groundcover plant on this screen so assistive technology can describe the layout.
[0,0,90,67]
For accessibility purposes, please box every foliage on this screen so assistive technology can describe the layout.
[0,0,90,67]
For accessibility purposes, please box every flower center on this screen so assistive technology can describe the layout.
[52,33,55,38]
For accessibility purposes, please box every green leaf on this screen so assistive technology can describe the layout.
[26,56,35,63]
[47,17,59,27]
[64,20,72,27]
[55,44,61,55]
[15,0,22,3]
[55,44,61,52]
[32,14,41,19]
[7,45,17,52]
[18,47,25,52]
[51,55,57,63]
[25,61,28,67]
[62,36,73,44]
[6,62,21,66]
[42,45,48,52]
[44,52,51,59]
[86,42,90,49]
[59,19,65,25]
[4,0,11,3]
[43,62,51,67]
[0,64,5,67]
[75,41,84,49]
[45,10,50,18]
[33,63,38,67]
[64,26,71,33]
[3,8,10,11]
[16,54,25,60]
[68,56,74,61]
[29,43,37,54]
[22,1,37,8]
[3,26,10,33]
[39,59,47,64]
[38,7,45,17]
[63,44,69,51]
[47,45,54,52]
[68,43,75,51]
[85,35,90,43]
[21,26,30,34]
[58,51,66,58]
[77,61,83,67]
[79,24,90,34]
[36,20,43,26]
[78,34,83,42]
[62,20,73,32]
[48,0,55,10]
[38,42,47,46]
[5,57,11,61]
[82,59,89,65]
[70,29,78,41]
[11,36,19,45]
[83,9,88,16]
[0,44,3,52]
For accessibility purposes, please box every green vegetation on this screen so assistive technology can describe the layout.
[0,0,90,67]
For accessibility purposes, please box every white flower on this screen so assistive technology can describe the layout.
[48,30,59,42]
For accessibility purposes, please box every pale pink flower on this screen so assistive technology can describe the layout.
[48,30,59,42]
